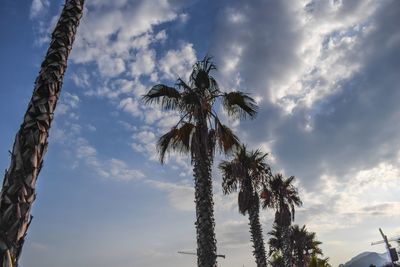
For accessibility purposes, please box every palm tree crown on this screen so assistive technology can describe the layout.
[143,56,257,163]
[262,173,302,226]
[219,144,271,214]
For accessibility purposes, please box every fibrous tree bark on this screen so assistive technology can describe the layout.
[248,195,267,267]
[193,120,217,267]
[0,1,84,266]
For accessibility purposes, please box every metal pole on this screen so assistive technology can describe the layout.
[379,228,395,267]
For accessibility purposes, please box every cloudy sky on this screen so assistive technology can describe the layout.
[1,0,400,266]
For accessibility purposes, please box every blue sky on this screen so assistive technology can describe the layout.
[1,0,400,266]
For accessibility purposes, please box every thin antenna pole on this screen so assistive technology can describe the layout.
[177,251,226,258]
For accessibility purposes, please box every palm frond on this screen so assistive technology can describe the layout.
[142,84,181,110]
[222,91,258,119]
[180,90,201,113]
[157,122,195,163]
[176,78,193,93]
[214,118,240,154]
[219,161,239,194]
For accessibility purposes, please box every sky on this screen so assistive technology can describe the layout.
[0,0,400,266]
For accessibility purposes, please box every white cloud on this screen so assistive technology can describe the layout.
[71,70,90,88]
[299,160,400,235]
[118,97,142,117]
[97,56,126,77]
[75,138,145,181]
[71,0,179,71]
[130,49,156,78]
[158,43,197,81]
[77,143,97,159]
[56,92,80,116]
[30,0,50,19]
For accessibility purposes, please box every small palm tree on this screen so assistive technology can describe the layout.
[219,145,271,267]
[309,255,332,267]
[291,224,322,267]
[268,224,324,267]
[143,56,257,267]
[267,223,284,258]
[262,173,302,267]
[0,1,85,266]
[269,251,284,267]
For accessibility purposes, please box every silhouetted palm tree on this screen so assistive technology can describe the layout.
[268,224,323,267]
[309,255,332,267]
[0,1,84,266]
[143,56,257,267]
[262,173,302,267]
[269,251,284,267]
[291,224,322,267]
[267,223,284,258]
[219,145,271,267]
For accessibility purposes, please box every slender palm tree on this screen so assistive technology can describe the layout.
[143,56,257,267]
[291,224,322,267]
[219,145,271,267]
[0,1,85,266]
[262,173,302,267]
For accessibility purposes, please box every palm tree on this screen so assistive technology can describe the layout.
[291,224,322,267]
[268,224,323,267]
[0,1,85,266]
[267,223,284,258]
[142,56,257,267]
[219,145,271,267]
[309,256,332,267]
[269,251,284,267]
[262,173,302,267]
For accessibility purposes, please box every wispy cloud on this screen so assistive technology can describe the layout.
[29,0,49,19]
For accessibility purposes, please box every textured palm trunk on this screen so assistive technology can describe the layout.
[248,196,267,267]
[0,1,84,265]
[282,225,292,267]
[192,119,217,267]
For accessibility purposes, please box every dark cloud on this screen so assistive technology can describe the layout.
[210,0,400,189]
[273,0,400,187]
[211,0,303,95]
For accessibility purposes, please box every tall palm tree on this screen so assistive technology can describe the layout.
[262,173,302,267]
[219,145,271,267]
[143,56,257,267]
[0,1,85,266]
[291,224,322,267]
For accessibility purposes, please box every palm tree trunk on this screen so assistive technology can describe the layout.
[193,120,217,267]
[282,225,292,267]
[248,196,267,267]
[0,0,84,265]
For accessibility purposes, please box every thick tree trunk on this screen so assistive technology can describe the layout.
[193,120,217,267]
[248,196,267,267]
[0,1,84,265]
